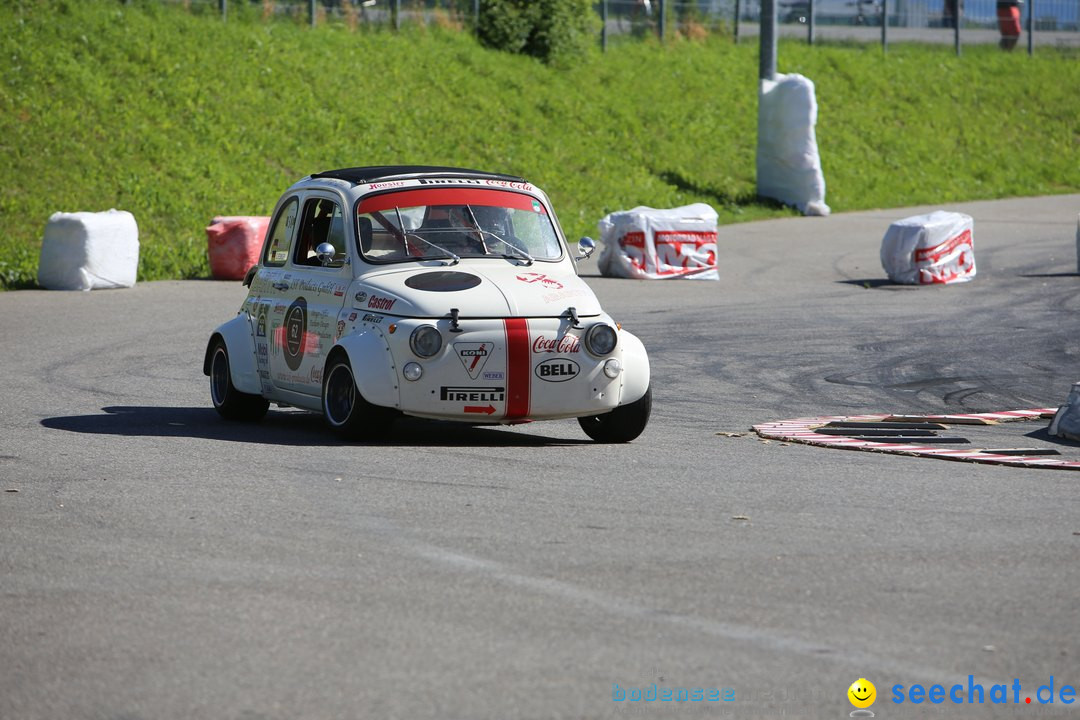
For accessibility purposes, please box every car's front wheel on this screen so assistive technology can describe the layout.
[322,355,394,440]
[577,386,651,443]
[209,338,269,421]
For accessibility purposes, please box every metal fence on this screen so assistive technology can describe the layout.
[142,0,1080,52]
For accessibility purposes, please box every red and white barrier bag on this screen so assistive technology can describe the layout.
[597,204,718,280]
[880,211,975,285]
[206,216,270,280]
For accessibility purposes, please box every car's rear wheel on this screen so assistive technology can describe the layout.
[578,386,651,443]
[209,339,269,421]
[322,355,394,440]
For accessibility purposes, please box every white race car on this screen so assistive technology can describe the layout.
[204,166,651,442]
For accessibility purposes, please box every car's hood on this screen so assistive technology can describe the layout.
[348,263,603,318]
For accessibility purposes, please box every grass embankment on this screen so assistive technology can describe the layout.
[1,1,1077,289]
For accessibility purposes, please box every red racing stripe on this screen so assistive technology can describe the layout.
[503,318,530,419]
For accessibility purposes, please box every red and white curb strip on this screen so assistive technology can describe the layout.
[752,408,1080,470]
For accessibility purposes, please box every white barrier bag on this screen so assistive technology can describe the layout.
[756,73,830,217]
[880,211,975,285]
[38,209,139,291]
[1049,382,1080,443]
[597,203,719,280]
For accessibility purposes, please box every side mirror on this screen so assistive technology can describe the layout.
[316,242,337,266]
[576,236,596,260]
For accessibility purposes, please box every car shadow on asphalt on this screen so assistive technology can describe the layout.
[40,406,591,447]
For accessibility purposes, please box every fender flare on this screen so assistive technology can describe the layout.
[327,329,400,409]
[618,329,651,405]
[203,315,261,395]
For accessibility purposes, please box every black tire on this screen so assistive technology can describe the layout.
[321,355,394,440]
[209,339,269,421]
[578,386,651,443]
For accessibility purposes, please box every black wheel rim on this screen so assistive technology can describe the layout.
[324,364,355,426]
[210,348,229,407]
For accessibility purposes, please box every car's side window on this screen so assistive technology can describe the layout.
[293,198,345,267]
[264,197,299,267]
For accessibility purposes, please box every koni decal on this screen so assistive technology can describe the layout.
[455,342,491,380]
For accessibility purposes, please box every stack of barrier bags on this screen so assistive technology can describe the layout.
[597,204,719,280]
[206,216,270,280]
[37,209,139,291]
[880,211,976,285]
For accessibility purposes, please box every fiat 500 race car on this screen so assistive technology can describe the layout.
[204,166,651,442]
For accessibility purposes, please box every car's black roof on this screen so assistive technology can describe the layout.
[311,165,528,185]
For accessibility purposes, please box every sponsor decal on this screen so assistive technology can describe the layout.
[440,386,505,402]
[484,179,536,193]
[291,278,345,297]
[257,343,268,359]
[284,297,307,371]
[256,308,267,337]
[362,313,384,324]
[272,251,288,263]
[503,318,531,419]
[483,371,504,381]
[368,295,396,311]
[336,320,346,339]
[455,342,491,380]
[355,291,368,304]
[348,312,358,321]
[310,365,323,384]
[418,178,484,186]
[515,272,564,291]
[367,180,408,190]
[532,334,580,354]
[536,358,580,382]
[619,230,718,278]
[273,302,287,315]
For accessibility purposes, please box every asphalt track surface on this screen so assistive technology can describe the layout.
[2,195,1079,720]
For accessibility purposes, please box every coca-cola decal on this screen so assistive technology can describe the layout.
[532,334,580,354]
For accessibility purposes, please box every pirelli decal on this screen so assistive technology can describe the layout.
[503,318,531,420]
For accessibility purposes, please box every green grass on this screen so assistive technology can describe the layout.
[1,0,1078,289]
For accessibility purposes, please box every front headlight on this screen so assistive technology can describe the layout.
[584,323,618,356]
[409,325,442,358]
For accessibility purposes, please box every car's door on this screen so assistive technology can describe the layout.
[265,192,351,396]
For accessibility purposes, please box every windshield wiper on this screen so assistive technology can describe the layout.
[403,232,460,265]
[478,230,534,265]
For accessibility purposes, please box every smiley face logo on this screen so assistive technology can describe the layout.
[848,678,876,709]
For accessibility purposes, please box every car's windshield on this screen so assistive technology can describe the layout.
[356,188,563,264]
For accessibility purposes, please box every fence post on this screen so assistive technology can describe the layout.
[808,0,815,44]
[1026,0,1033,55]
[881,0,888,50]
[602,0,608,51]
[760,0,777,81]
[954,0,961,55]
[394,0,401,30]
[309,0,316,27]
[734,0,741,43]
[474,0,480,31]
[659,0,666,41]
[219,0,226,22]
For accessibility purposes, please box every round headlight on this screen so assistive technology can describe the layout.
[585,323,618,356]
[402,362,423,381]
[409,325,442,358]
